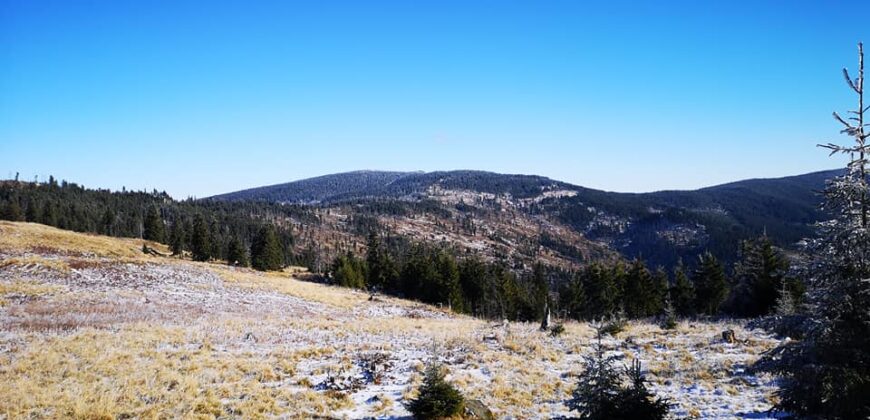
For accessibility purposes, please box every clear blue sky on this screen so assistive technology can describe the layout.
[1,1,865,198]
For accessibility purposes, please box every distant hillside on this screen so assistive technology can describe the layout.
[210,169,839,268]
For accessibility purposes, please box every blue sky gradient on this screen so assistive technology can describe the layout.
[1,1,867,198]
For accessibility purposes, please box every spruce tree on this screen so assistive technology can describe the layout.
[670,261,696,317]
[169,221,186,256]
[691,252,729,316]
[226,236,249,267]
[24,201,38,222]
[251,224,284,271]
[39,201,57,226]
[143,205,165,243]
[331,252,366,289]
[622,259,654,318]
[730,236,790,316]
[406,359,465,419]
[1,198,22,221]
[561,270,588,320]
[761,43,870,418]
[190,214,212,262]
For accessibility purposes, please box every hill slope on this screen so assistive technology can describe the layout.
[0,221,783,418]
[210,169,838,268]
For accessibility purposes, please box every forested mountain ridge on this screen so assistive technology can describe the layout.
[209,169,838,268]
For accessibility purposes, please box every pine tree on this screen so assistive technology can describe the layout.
[561,270,588,320]
[730,236,790,316]
[406,359,465,419]
[1,198,22,221]
[691,252,729,316]
[584,263,619,320]
[331,252,366,289]
[24,201,38,222]
[226,236,249,267]
[670,260,696,317]
[101,208,115,236]
[568,325,670,419]
[190,214,212,262]
[169,221,186,256]
[39,201,57,227]
[143,205,165,243]
[622,259,654,318]
[251,224,284,271]
[761,43,870,418]
[365,232,398,292]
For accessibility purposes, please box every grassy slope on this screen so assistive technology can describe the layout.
[0,222,782,419]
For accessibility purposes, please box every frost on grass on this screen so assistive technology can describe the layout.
[0,222,784,418]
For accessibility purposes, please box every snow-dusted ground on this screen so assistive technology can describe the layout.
[1,248,784,419]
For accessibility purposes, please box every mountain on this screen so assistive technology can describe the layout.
[209,169,839,269]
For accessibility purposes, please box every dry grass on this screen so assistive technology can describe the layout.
[0,222,784,418]
[0,324,353,419]
[0,221,167,258]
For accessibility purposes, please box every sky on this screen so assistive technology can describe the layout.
[1,0,867,198]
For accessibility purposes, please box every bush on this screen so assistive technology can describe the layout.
[406,360,465,419]
[550,324,566,337]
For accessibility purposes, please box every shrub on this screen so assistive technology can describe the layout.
[406,360,465,419]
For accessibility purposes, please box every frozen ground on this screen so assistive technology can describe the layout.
[0,222,784,419]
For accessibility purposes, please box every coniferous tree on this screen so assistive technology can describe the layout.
[561,270,588,320]
[251,224,284,271]
[143,205,165,243]
[39,201,57,227]
[365,232,398,291]
[622,259,654,318]
[226,236,249,267]
[761,43,870,418]
[670,261,696,317]
[331,252,366,289]
[435,251,465,312]
[24,201,38,222]
[730,236,790,317]
[584,263,619,320]
[169,221,186,256]
[190,214,212,262]
[1,198,22,221]
[691,252,729,316]
[406,359,465,419]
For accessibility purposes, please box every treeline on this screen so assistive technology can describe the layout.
[329,231,804,321]
[0,178,316,269]
[331,233,549,320]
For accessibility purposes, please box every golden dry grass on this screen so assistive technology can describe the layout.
[0,324,352,419]
[0,221,783,418]
[0,221,167,258]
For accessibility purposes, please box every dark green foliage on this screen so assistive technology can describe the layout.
[583,263,620,320]
[143,205,165,243]
[169,221,186,256]
[622,259,665,318]
[406,361,465,419]
[39,201,57,227]
[226,236,249,267]
[568,328,669,419]
[24,201,38,222]
[669,261,696,317]
[550,323,566,337]
[728,236,793,317]
[661,293,677,330]
[365,232,399,291]
[691,253,729,315]
[330,252,366,289]
[190,214,212,262]
[559,270,587,320]
[251,225,284,271]
[1,197,23,221]
[0,179,303,265]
